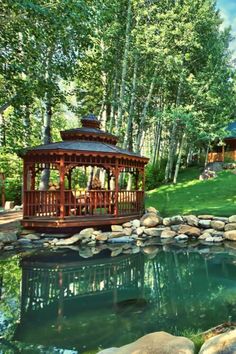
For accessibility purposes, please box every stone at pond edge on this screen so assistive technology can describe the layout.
[97,331,195,354]
[161,230,176,238]
[108,236,134,243]
[224,230,236,241]
[79,228,94,238]
[132,219,141,228]
[225,223,236,231]
[178,225,201,237]
[0,232,17,244]
[21,233,40,240]
[146,206,159,214]
[210,220,225,231]
[55,234,83,246]
[144,227,166,237]
[229,215,236,223]
[111,225,123,232]
[199,329,236,354]
[199,220,211,228]
[184,215,199,227]
[163,215,184,226]
[140,213,162,227]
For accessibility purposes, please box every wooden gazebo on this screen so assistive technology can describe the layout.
[21,114,149,230]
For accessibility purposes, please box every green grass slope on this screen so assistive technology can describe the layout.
[146,167,236,217]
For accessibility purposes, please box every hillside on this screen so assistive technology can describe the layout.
[146,167,236,217]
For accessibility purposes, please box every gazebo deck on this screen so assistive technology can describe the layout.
[21,213,141,229]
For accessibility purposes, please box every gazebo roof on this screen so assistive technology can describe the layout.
[27,139,146,159]
[24,114,148,162]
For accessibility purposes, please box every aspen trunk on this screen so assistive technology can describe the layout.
[0,112,6,147]
[136,66,157,153]
[39,97,52,191]
[173,132,186,184]
[123,55,138,150]
[116,0,132,133]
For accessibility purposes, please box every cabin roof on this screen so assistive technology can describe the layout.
[226,121,236,139]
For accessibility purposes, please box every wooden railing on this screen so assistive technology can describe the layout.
[23,189,144,218]
[208,151,236,163]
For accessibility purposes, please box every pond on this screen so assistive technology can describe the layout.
[1,244,236,353]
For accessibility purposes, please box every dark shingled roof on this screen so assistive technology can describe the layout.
[61,127,117,138]
[27,140,145,158]
[226,121,236,138]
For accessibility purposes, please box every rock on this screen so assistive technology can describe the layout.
[93,230,102,236]
[20,229,36,235]
[161,230,176,238]
[4,201,14,210]
[4,245,14,251]
[40,233,69,238]
[229,215,236,223]
[110,231,126,238]
[198,215,214,219]
[175,234,188,242]
[0,232,17,244]
[111,225,123,232]
[136,226,145,236]
[178,225,201,237]
[199,329,236,354]
[131,234,138,240]
[55,234,82,246]
[79,228,94,238]
[205,236,215,242]
[225,223,236,231]
[0,242,4,249]
[199,233,211,240]
[199,220,211,228]
[79,248,94,258]
[144,227,166,237]
[171,224,181,232]
[213,216,229,223]
[146,206,159,214]
[140,213,162,227]
[95,234,108,241]
[184,215,199,227]
[124,228,132,236]
[210,220,225,231]
[98,331,194,354]
[163,215,183,226]
[21,233,40,240]
[108,236,134,243]
[111,248,123,257]
[224,230,236,241]
[87,241,96,246]
[132,219,141,228]
[122,222,132,228]
[142,246,159,258]
[131,246,140,254]
[17,238,32,244]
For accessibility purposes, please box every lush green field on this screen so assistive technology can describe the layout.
[146,167,236,217]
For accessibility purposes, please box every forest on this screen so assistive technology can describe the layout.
[1,0,236,204]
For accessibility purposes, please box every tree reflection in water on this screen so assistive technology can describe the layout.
[1,248,236,352]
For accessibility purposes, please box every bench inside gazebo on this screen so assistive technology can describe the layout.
[21,115,149,230]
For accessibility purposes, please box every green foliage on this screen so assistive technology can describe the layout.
[146,168,236,216]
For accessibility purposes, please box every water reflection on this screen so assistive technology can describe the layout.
[1,247,236,353]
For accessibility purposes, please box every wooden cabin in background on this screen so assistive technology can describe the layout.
[208,121,236,163]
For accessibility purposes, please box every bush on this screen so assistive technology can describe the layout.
[145,161,166,190]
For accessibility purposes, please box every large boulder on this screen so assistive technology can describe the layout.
[199,329,236,354]
[140,213,162,227]
[178,225,201,237]
[98,332,194,354]
[79,228,95,238]
[224,230,236,241]
[161,230,176,238]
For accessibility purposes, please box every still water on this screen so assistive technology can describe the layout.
[1,245,236,353]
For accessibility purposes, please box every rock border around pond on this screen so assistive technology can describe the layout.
[2,207,236,252]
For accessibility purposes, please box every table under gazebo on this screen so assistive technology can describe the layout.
[21,114,149,230]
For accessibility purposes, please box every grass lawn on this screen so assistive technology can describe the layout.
[146,167,236,217]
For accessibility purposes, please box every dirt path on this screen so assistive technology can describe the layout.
[0,210,22,231]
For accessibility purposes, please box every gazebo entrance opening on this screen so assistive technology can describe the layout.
[21,114,148,229]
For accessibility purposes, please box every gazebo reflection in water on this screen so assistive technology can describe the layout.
[15,250,146,349]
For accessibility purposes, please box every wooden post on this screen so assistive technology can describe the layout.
[60,156,65,219]
[222,144,225,162]
[23,160,28,216]
[31,165,35,190]
[114,162,119,216]
[68,169,72,190]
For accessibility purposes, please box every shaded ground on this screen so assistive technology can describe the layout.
[0,211,22,231]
